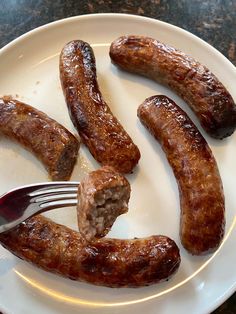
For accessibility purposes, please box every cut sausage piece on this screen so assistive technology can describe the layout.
[138,95,225,255]
[110,35,236,139]
[78,166,130,241]
[0,96,80,180]
[0,215,181,287]
[60,40,140,173]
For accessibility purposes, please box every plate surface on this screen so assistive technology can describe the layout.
[0,13,235,314]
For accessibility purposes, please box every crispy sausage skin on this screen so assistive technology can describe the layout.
[78,166,131,241]
[110,35,236,139]
[0,96,79,180]
[138,95,225,255]
[60,40,140,173]
[0,215,180,287]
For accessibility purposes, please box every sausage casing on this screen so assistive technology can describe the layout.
[110,35,236,139]
[0,96,80,180]
[138,95,225,255]
[60,40,140,173]
[0,215,180,287]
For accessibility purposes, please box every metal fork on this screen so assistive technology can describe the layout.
[0,182,79,233]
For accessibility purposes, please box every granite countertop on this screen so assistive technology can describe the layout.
[0,0,235,313]
[0,0,235,66]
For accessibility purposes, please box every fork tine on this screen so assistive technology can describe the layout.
[39,199,77,210]
[29,182,79,197]
[35,193,77,203]
[29,186,78,197]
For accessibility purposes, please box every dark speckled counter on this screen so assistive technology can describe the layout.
[0,0,235,313]
[0,0,235,65]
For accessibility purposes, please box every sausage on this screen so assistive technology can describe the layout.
[0,96,79,181]
[78,166,130,241]
[110,35,236,139]
[0,215,181,287]
[60,40,140,173]
[138,95,225,255]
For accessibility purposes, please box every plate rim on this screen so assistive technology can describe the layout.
[0,13,236,73]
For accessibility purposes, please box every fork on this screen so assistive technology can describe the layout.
[0,182,79,233]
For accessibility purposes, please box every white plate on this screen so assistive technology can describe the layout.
[0,13,235,314]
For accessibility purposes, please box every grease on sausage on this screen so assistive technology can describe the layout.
[138,95,225,255]
[0,215,180,287]
[0,96,79,180]
[60,40,140,173]
[110,35,236,139]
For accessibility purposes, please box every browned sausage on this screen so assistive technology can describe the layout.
[60,40,140,173]
[110,35,236,139]
[78,166,130,241]
[0,96,79,180]
[138,95,225,255]
[0,215,181,287]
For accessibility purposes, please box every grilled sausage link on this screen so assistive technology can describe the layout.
[0,215,180,287]
[60,40,140,173]
[78,166,130,241]
[0,96,79,180]
[110,35,236,139]
[138,95,225,255]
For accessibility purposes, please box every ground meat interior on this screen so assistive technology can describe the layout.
[80,185,129,240]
